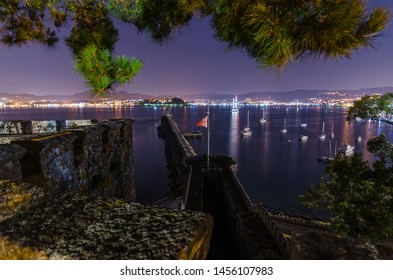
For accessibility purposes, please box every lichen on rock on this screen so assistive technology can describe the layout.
[0,192,213,260]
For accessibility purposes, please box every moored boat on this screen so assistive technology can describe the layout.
[318,121,326,140]
[280,118,287,133]
[241,110,252,136]
[338,144,355,154]
[329,122,334,138]
[259,108,267,123]
[231,96,239,113]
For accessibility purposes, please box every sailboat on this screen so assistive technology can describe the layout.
[231,96,239,113]
[318,121,326,140]
[241,110,252,136]
[318,137,333,162]
[299,120,308,140]
[329,122,334,138]
[259,107,267,123]
[280,118,287,133]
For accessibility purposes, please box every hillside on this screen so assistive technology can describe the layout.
[1,87,392,103]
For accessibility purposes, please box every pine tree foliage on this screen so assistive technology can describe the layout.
[212,0,391,70]
[301,94,393,240]
[300,138,393,240]
[347,93,393,121]
[1,0,391,94]
[74,45,143,95]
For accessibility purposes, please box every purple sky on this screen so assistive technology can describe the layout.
[1,0,393,96]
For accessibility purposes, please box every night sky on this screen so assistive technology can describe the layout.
[1,0,393,97]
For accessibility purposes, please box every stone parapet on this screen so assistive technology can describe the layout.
[0,118,213,260]
[0,119,135,201]
[0,192,213,259]
[0,120,96,135]
[13,132,79,196]
[0,144,26,181]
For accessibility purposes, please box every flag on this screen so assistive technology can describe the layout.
[196,116,208,128]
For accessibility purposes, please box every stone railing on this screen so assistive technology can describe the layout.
[253,202,291,258]
[0,120,95,135]
[165,115,197,158]
[181,166,193,210]
[225,162,254,212]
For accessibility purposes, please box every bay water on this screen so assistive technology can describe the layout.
[1,105,392,214]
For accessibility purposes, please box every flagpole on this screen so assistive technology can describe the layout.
[207,100,210,170]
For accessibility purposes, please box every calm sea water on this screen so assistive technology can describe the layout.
[1,106,392,214]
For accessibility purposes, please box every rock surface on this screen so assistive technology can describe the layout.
[291,231,393,259]
[0,191,213,260]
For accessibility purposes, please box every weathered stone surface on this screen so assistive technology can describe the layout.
[157,116,191,198]
[13,132,79,195]
[291,231,393,259]
[66,120,93,128]
[0,120,97,135]
[0,180,44,222]
[0,144,26,181]
[0,135,30,144]
[0,121,31,134]
[0,119,135,201]
[68,125,105,192]
[31,121,57,133]
[0,192,213,260]
[93,120,135,201]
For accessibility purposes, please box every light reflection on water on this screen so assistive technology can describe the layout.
[1,106,392,214]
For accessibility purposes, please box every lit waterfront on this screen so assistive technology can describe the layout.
[0,99,357,109]
[0,90,374,109]
[1,105,392,215]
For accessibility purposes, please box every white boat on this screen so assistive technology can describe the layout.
[259,108,267,123]
[280,118,287,133]
[356,136,362,141]
[338,144,355,155]
[299,135,308,140]
[241,110,252,136]
[318,121,326,140]
[231,96,239,113]
[300,123,307,127]
[317,156,328,162]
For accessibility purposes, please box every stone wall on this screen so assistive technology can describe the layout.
[0,118,214,260]
[0,119,135,201]
[0,120,95,135]
[157,115,192,198]
[253,203,291,258]
[0,144,26,181]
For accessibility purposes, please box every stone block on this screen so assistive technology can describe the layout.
[12,132,78,196]
[0,144,26,181]
[0,193,213,260]
[290,231,392,259]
